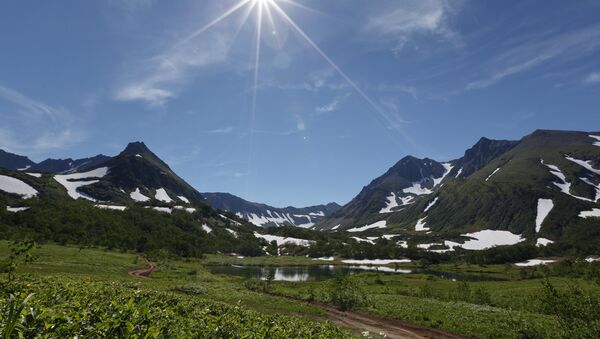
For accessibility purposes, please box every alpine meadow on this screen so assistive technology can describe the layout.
[1,1,600,338]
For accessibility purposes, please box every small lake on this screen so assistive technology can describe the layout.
[205,265,503,282]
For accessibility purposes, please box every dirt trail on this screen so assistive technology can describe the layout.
[128,257,158,278]
[320,304,466,339]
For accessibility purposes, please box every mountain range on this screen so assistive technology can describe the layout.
[1,129,599,254]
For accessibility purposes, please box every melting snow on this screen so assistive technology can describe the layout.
[403,183,433,196]
[341,259,411,265]
[6,206,30,212]
[579,208,600,218]
[0,175,38,199]
[347,220,387,233]
[535,199,554,233]
[415,217,429,232]
[54,167,109,201]
[485,168,500,182]
[515,259,557,267]
[95,204,127,211]
[130,188,150,202]
[565,156,600,175]
[155,188,173,203]
[589,135,600,147]
[254,232,314,247]
[201,224,212,233]
[424,197,439,213]
[536,238,554,247]
[542,160,593,202]
[456,230,524,250]
[351,237,375,244]
[26,173,41,178]
[177,195,190,204]
[151,207,172,214]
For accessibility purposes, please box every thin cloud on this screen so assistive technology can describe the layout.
[0,85,85,156]
[584,71,600,84]
[464,26,600,91]
[366,0,462,52]
[315,93,350,113]
[205,126,234,134]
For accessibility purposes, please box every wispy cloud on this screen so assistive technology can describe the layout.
[366,0,462,52]
[0,85,85,156]
[465,26,600,91]
[315,93,350,113]
[114,29,231,106]
[204,126,234,134]
[584,71,600,84]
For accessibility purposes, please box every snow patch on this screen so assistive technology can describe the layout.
[542,160,593,202]
[130,188,151,202]
[536,238,554,247]
[579,208,600,218]
[351,237,375,244]
[379,192,414,214]
[254,232,314,247]
[95,204,127,211]
[515,259,557,267]
[201,224,212,233]
[6,206,30,213]
[331,224,340,231]
[347,220,387,233]
[26,173,41,178]
[589,135,600,147]
[433,163,454,187]
[220,214,242,226]
[174,206,196,213]
[485,168,500,182]
[312,257,335,261]
[0,175,38,199]
[456,230,524,250]
[226,229,238,238]
[177,195,190,204]
[535,199,554,233]
[150,207,172,214]
[341,259,411,265]
[455,167,463,178]
[155,188,173,203]
[424,197,439,213]
[403,183,433,196]
[54,167,109,201]
[415,217,429,232]
[565,156,600,175]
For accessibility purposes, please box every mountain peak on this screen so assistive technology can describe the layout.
[120,141,151,156]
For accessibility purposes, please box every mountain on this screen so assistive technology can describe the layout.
[69,142,205,205]
[203,192,341,228]
[317,130,600,250]
[0,141,263,257]
[29,155,111,174]
[318,156,455,231]
[0,149,36,171]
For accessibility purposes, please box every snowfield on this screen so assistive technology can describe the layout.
[423,197,439,213]
[347,220,387,233]
[6,206,30,213]
[453,230,524,250]
[130,188,151,202]
[54,167,109,201]
[515,259,557,267]
[0,175,38,199]
[155,188,173,203]
[542,160,593,202]
[95,204,127,211]
[253,232,314,247]
[415,217,429,232]
[535,199,554,233]
[536,238,554,247]
[485,167,500,182]
[579,208,600,218]
[341,259,411,265]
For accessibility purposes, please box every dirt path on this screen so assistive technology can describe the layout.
[128,257,158,278]
[319,304,467,339]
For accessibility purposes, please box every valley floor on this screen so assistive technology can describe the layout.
[1,242,599,338]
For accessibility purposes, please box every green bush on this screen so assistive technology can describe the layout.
[327,275,369,311]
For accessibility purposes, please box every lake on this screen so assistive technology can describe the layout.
[205,264,503,282]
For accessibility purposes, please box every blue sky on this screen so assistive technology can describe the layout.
[1,0,600,207]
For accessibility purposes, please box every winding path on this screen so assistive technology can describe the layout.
[128,257,158,278]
